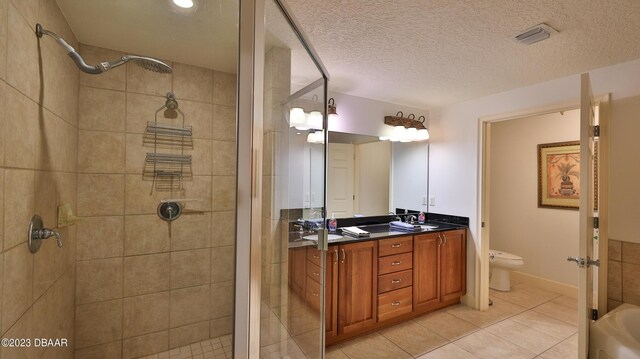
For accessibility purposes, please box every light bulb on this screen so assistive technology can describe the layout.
[417,128,430,141]
[392,125,406,138]
[379,136,389,141]
[173,0,194,8]
[406,127,418,141]
[308,111,323,129]
[289,108,305,127]
[306,132,315,143]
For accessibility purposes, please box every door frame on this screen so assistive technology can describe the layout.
[476,96,609,312]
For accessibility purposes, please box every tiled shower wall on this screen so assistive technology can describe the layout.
[607,239,640,311]
[0,0,78,358]
[74,44,237,358]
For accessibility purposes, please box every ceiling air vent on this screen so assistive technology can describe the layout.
[514,23,557,45]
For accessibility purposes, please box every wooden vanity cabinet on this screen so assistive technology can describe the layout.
[337,241,378,335]
[440,229,466,302]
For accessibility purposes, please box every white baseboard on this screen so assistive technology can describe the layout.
[511,271,578,298]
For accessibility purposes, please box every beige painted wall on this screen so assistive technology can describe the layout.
[355,141,391,216]
[489,109,580,286]
[74,44,237,358]
[0,1,78,358]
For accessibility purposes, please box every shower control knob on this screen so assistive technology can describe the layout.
[157,202,182,222]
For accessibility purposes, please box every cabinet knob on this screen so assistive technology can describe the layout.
[391,301,401,306]
[391,243,402,248]
[391,261,401,266]
[391,279,401,284]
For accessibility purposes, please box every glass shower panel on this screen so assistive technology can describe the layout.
[260,0,328,357]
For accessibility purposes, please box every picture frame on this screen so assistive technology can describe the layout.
[538,141,580,210]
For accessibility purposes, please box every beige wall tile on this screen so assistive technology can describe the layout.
[175,175,212,212]
[54,224,76,277]
[180,100,213,139]
[171,249,210,289]
[608,260,622,301]
[124,174,165,215]
[54,265,76,329]
[123,330,168,359]
[124,215,170,256]
[123,292,169,338]
[211,211,235,247]
[4,85,37,168]
[125,133,147,174]
[123,253,170,297]
[36,109,78,173]
[79,45,126,91]
[2,244,33,334]
[75,299,123,348]
[622,262,640,305]
[0,170,3,250]
[212,140,236,176]
[76,258,123,304]
[188,139,212,176]
[10,0,37,25]
[77,216,124,260]
[173,63,213,103]
[38,0,78,51]
[0,0,7,81]
[125,92,169,134]
[169,321,209,349]
[39,38,60,118]
[0,307,35,358]
[127,60,172,96]
[32,238,56,301]
[0,84,5,167]
[171,213,211,251]
[58,56,80,126]
[609,239,621,261]
[210,281,234,319]
[4,169,35,249]
[209,316,233,338]
[622,241,640,264]
[34,171,57,226]
[31,282,57,357]
[75,341,122,359]
[78,174,125,216]
[78,130,126,173]
[212,176,236,211]
[6,4,40,101]
[212,105,236,141]
[211,246,234,283]
[79,87,126,132]
[54,171,77,209]
[608,299,622,312]
[170,285,210,328]
[212,71,236,106]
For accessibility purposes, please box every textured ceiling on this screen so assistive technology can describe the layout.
[286,0,640,107]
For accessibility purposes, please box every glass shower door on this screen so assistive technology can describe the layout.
[258,0,329,357]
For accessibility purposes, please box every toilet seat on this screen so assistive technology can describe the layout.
[490,250,523,261]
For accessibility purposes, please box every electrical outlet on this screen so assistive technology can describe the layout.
[429,195,436,206]
[422,196,428,205]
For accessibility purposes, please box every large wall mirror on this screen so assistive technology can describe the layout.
[299,131,429,218]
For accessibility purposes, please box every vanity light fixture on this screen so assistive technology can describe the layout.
[172,0,194,8]
[381,112,430,142]
[288,95,325,131]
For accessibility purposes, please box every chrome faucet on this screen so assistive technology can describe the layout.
[406,215,417,224]
[389,212,402,222]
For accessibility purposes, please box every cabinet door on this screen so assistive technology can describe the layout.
[338,241,377,335]
[440,229,466,302]
[288,247,307,298]
[413,232,440,313]
[326,247,339,339]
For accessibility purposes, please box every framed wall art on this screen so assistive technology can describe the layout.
[538,141,580,210]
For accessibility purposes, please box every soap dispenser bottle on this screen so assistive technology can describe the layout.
[328,213,337,233]
[418,211,425,224]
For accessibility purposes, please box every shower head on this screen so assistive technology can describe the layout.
[35,23,173,75]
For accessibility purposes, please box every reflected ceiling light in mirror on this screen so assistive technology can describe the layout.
[307,130,325,144]
[290,107,306,128]
[172,0,194,8]
[308,111,323,129]
[382,112,430,142]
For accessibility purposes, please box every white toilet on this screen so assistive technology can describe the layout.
[489,249,524,291]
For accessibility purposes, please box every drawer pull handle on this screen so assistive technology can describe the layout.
[391,279,401,284]
[313,271,319,277]
[312,292,319,297]
[334,249,338,264]
[391,301,401,306]
[391,261,401,266]
[391,243,402,248]
[313,254,319,259]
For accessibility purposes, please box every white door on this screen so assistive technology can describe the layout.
[577,72,598,358]
[327,143,354,218]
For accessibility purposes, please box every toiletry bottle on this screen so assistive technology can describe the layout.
[328,213,337,233]
[418,211,425,224]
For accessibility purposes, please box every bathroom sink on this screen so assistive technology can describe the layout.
[420,225,439,230]
[302,234,343,241]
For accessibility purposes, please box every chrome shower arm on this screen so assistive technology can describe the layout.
[35,23,103,74]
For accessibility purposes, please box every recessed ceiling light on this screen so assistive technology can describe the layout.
[173,0,194,9]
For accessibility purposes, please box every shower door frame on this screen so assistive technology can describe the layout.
[235,0,330,358]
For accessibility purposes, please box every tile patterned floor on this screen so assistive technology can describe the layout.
[138,334,232,359]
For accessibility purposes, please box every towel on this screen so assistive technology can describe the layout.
[341,226,370,237]
[389,221,421,231]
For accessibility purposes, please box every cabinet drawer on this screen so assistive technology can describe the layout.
[307,247,321,266]
[305,276,321,311]
[378,252,412,275]
[306,260,322,284]
[378,287,412,322]
[378,236,413,257]
[378,269,412,294]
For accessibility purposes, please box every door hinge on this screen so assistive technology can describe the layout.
[593,125,600,137]
[592,309,599,320]
[593,217,599,229]
[481,222,485,228]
